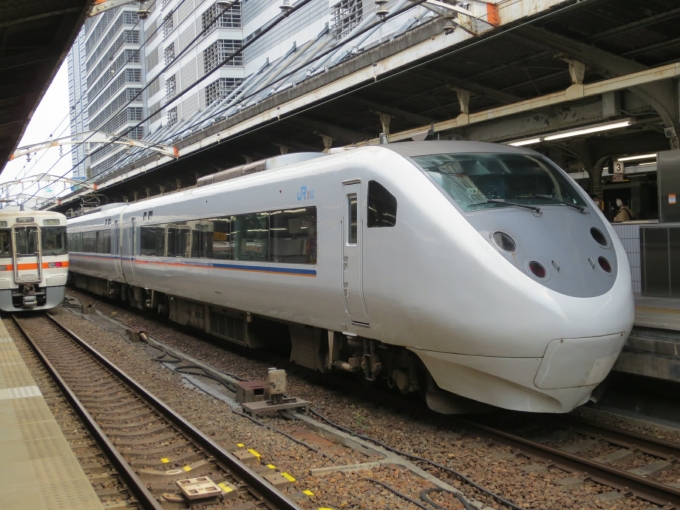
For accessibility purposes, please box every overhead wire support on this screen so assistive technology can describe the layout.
[10,131,178,161]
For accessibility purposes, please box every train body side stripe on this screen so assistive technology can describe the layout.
[0,262,69,271]
[69,253,316,277]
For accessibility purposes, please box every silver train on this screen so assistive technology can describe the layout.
[66,141,634,413]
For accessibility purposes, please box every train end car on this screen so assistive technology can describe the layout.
[0,211,68,311]
[64,142,635,414]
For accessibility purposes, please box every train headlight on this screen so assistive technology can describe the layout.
[590,227,608,247]
[598,257,612,273]
[529,261,547,278]
[492,231,516,252]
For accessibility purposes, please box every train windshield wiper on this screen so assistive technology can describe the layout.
[534,195,587,213]
[470,199,541,213]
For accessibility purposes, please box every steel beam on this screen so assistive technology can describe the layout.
[369,61,680,144]
[517,26,680,149]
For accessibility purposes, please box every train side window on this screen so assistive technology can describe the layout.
[209,218,231,260]
[68,233,82,252]
[0,229,11,257]
[41,227,67,255]
[269,207,317,264]
[97,230,111,254]
[367,181,397,228]
[82,231,96,253]
[140,227,157,256]
[236,213,269,261]
[348,195,358,244]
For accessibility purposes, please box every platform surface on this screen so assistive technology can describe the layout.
[635,296,680,331]
[0,317,103,510]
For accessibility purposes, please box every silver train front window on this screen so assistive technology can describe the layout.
[412,153,587,213]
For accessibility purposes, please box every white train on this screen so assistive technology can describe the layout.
[0,210,68,311]
[66,142,634,413]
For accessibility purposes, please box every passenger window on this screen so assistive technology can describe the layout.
[348,194,358,244]
[82,231,96,253]
[140,227,157,256]
[236,213,269,261]
[367,181,397,228]
[269,207,317,264]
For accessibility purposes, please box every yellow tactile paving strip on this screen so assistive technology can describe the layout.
[0,318,103,510]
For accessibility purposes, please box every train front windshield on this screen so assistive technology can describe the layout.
[412,153,587,213]
[41,227,67,255]
[0,226,67,257]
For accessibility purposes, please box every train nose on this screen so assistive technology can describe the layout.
[533,332,627,390]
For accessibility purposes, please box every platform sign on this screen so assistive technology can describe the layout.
[613,160,624,174]
[612,174,624,182]
[669,194,677,205]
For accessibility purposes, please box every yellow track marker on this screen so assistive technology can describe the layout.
[303,490,314,496]
[160,458,170,464]
[218,483,233,493]
[281,472,295,482]
[248,449,261,458]
[236,443,245,447]
[267,464,276,469]
[182,466,192,472]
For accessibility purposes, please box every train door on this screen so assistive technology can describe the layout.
[342,182,369,325]
[113,220,122,279]
[12,223,41,284]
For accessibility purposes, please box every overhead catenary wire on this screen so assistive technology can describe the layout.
[23,0,316,206]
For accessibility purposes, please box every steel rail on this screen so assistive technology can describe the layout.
[11,314,163,510]
[459,418,680,508]
[558,415,680,460]
[43,313,301,510]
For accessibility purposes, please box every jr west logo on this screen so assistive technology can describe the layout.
[297,186,314,201]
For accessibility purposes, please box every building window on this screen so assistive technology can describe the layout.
[332,0,363,38]
[205,78,243,106]
[167,106,178,127]
[202,2,241,33]
[165,75,176,99]
[162,13,174,38]
[203,39,243,74]
[164,43,175,66]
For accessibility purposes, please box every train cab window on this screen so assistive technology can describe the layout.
[41,227,67,255]
[14,227,38,255]
[348,195,358,244]
[367,181,397,228]
[0,229,11,257]
[269,207,317,264]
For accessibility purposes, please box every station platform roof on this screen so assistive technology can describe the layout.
[0,0,93,172]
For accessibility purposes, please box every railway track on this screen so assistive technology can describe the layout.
[12,312,301,510]
[462,415,680,509]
